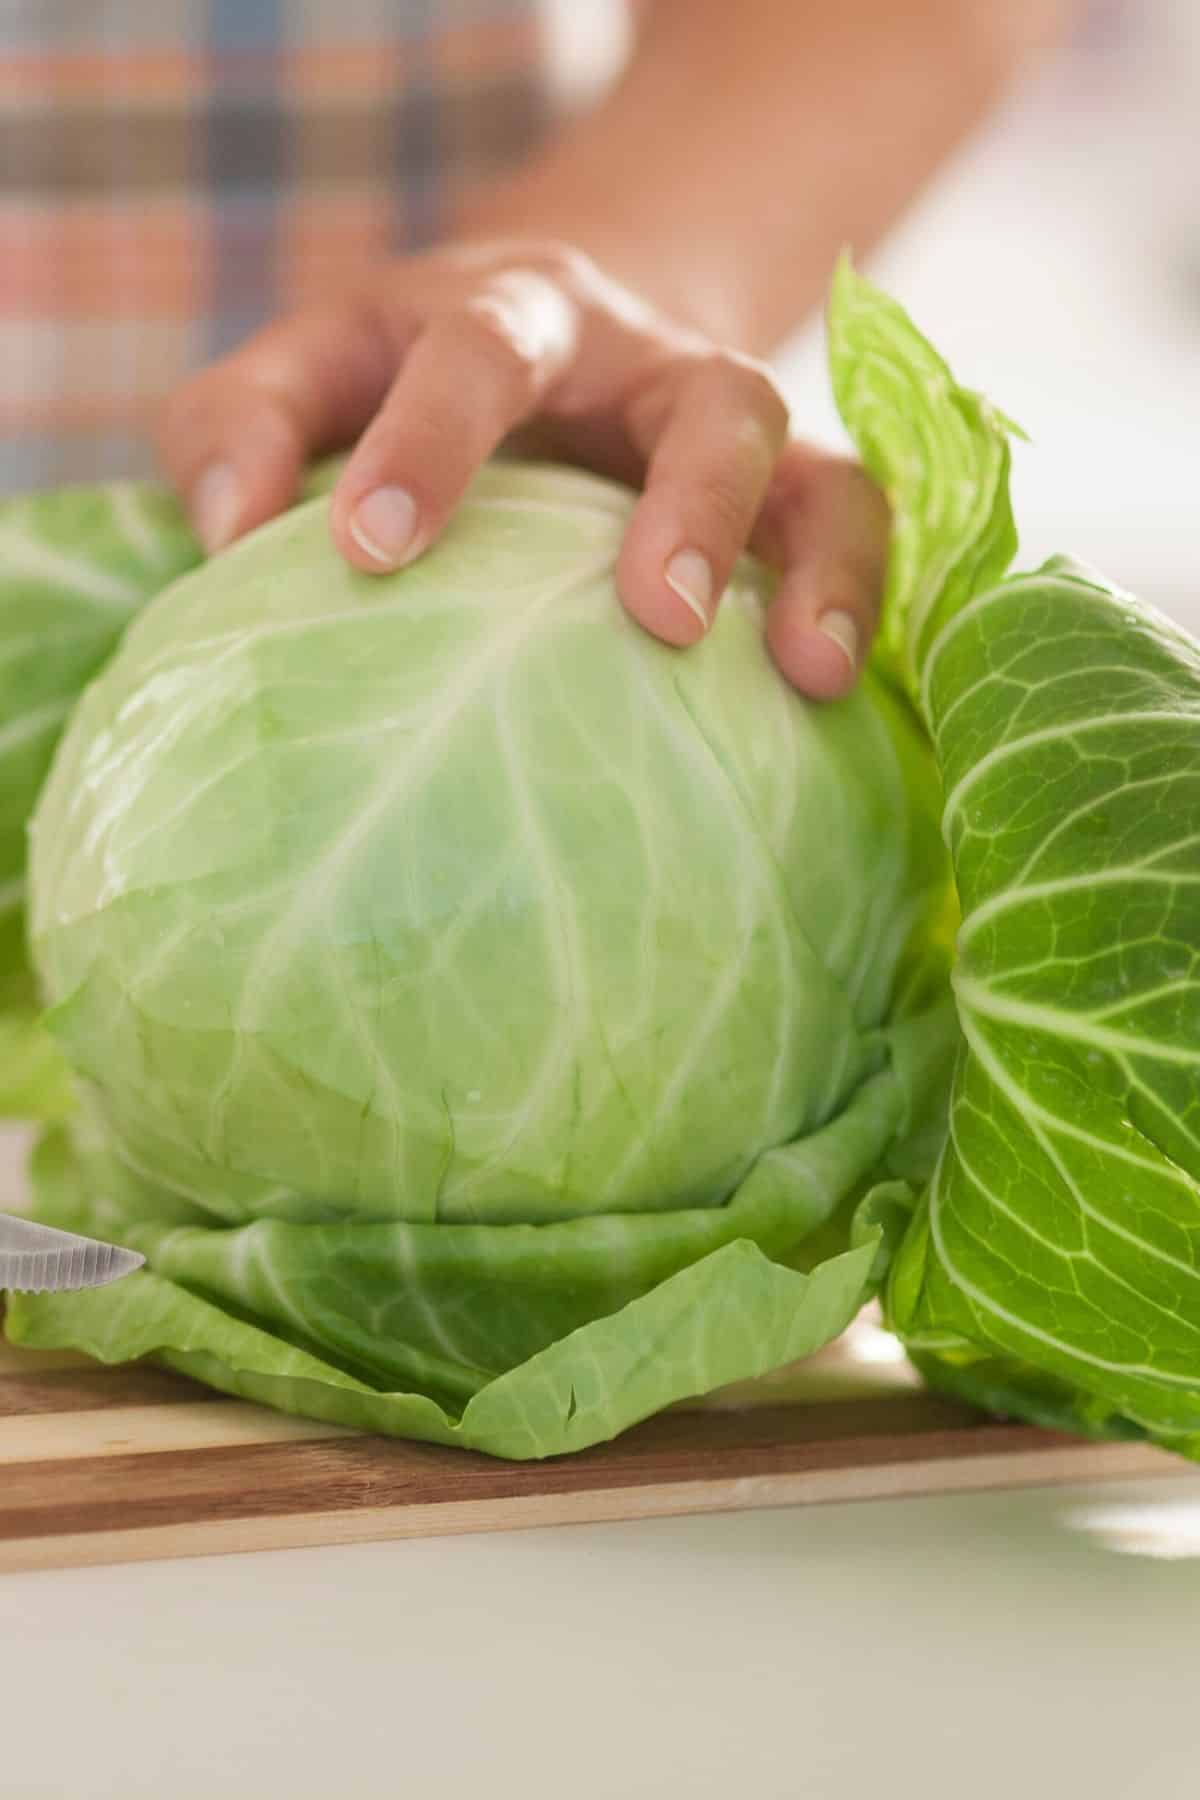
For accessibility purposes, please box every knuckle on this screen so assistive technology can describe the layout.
[846,459,892,534]
[459,270,579,388]
[816,448,885,510]
[689,352,790,453]
[704,347,786,404]
[769,443,889,534]
[620,356,680,445]
[465,235,593,292]
[767,438,823,500]
[455,312,542,403]
[457,294,526,359]
[730,353,790,427]
[812,453,892,554]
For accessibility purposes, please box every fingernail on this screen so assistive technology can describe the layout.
[664,548,713,631]
[817,608,859,670]
[191,463,241,554]
[349,487,419,568]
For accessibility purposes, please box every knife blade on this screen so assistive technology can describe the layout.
[0,1212,144,1293]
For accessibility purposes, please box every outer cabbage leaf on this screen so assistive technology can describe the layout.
[0,461,342,1117]
[833,265,1200,1453]
[889,560,1200,1449]
[828,251,1019,703]
[8,995,957,1457]
[0,1014,73,1119]
[0,486,201,1116]
[0,484,200,1004]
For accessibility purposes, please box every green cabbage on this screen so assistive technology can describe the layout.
[4,263,1198,1462]
[0,459,339,1113]
[0,484,200,1066]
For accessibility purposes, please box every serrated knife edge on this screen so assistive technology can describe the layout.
[0,1213,145,1293]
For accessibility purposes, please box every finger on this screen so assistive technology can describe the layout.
[614,353,789,646]
[757,448,890,700]
[157,301,399,553]
[331,270,578,572]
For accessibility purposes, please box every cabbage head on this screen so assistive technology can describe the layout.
[29,463,948,1228]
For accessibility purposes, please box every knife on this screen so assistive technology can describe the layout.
[0,1213,144,1293]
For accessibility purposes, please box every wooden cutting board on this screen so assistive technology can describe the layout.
[0,1323,1183,1573]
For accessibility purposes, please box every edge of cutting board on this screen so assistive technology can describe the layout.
[0,1338,1183,1572]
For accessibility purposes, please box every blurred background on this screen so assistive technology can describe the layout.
[784,0,1200,633]
[6,0,1195,627]
[558,0,1200,631]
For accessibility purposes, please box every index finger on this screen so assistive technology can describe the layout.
[156,300,401,552]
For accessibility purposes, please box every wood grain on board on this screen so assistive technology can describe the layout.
[0,1330,1181,1573]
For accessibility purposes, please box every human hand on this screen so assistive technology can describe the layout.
[158,240,888,699]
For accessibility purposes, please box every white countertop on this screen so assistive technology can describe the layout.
[4,27,1200,1799]
[4,1476,1200,1799]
